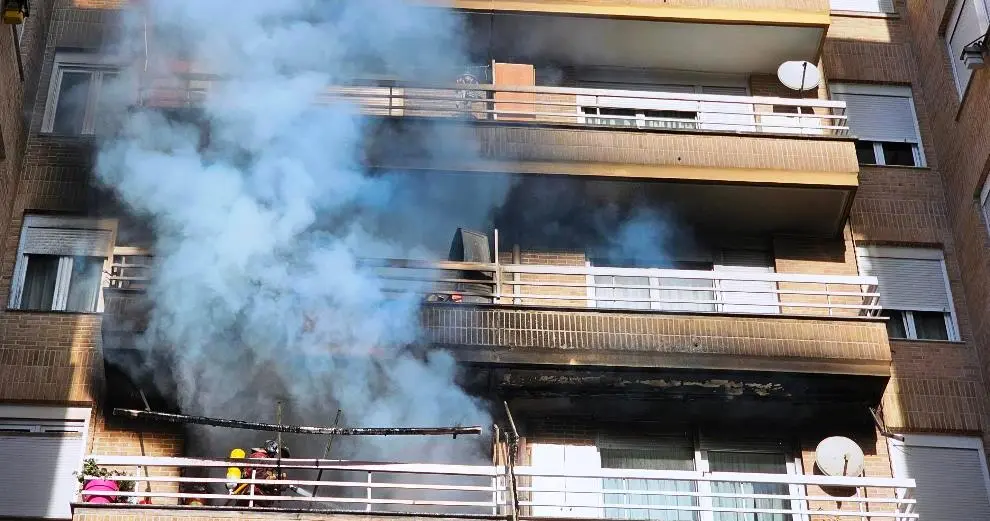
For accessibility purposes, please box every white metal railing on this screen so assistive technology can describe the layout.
[104,251,882,318]
[142,80,848,137]
[514,466,917,520]
[76,456,916,520]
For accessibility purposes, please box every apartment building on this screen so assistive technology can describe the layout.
[2,0,990,520]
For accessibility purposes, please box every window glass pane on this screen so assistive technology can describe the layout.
[601,445,697,521]
[881,310,908,338]
[708,451,790,521]
[880,142,917,166]
[596,275,651,309]
[855,141,877,164]
[52,71,93,135]
[65,256,103,312]
[93,72,119,134]
[21,254,59,311]
[913,311,949,340]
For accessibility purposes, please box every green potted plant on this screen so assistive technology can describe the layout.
[76,458,135,504]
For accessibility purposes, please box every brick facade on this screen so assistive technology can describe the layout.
[0,1,988,519]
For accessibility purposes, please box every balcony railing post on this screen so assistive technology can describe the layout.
[366,471,373,512]
[248,469,256,508]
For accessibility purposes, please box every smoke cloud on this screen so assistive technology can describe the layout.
[96,0,503,463]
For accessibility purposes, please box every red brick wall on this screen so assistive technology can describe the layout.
[901,0,990,444]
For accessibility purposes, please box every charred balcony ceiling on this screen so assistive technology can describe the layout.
[457,7,827,74]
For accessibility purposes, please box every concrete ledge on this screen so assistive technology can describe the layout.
[423,305,892,376]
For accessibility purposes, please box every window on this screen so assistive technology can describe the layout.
[829,0,895,13]
[981,176,990,237]
[588,249,778,314]
[946,0,990,97]
[9,215,116,312]
[888,435,990,520]
[42,53,120,135]
[831,84,925,167]
[856,246,959,341]
[0,406,90,518]
[569,71,754,132]
[529,435,803,521]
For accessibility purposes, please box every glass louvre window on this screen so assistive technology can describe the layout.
[708,451,791,521]
[600,445,698,521]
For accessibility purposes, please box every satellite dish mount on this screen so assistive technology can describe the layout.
[777,61,822,92]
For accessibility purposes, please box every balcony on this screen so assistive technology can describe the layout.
[147,81,858,236]
[72,455,916,520]
[102,249,890,378]
[451,2,829,75]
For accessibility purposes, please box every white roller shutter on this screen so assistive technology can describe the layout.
[889,436,990,521]
[856,248,952,312]
[831,85,920,143]
[830,0,894,13]
[946,0,989,96]
[22,227,113,257]
[0,418,87,518]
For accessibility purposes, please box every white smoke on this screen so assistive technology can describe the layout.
[95,0,500,463]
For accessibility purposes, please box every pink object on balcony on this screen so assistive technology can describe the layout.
[82,479,119,504]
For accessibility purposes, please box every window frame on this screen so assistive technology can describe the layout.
[41,52,121,135]
[856,246,960,341]
[530,436,808,521]
[8,215,117,313]
[884,309,957,341]
[945,0,990,98]
[979,175,990,237]
[830,83,927,168]
[574,77,751,132]
[857,140,926,167]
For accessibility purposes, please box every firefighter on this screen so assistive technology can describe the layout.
[228,440,291,507]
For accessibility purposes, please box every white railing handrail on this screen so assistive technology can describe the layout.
[105,251,884,316]
[500,263,877,286]
[78,454,917,519]
[145,79,849,135]
[323,83,849,110]
[513,466,915,488]
[150,78,848,110]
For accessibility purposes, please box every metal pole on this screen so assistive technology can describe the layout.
[494,228,501,303]
[312,409,342,498]
[275,401,283,482]
[502,401,520,521]
[114,409,482,437]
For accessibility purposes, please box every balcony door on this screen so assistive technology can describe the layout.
[564,68,751,132]
[599,438,699,521]
[530,444,603,518]
[714,250,779,314]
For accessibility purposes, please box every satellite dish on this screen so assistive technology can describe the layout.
[816,436,866,477]
[777,61,821,91]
